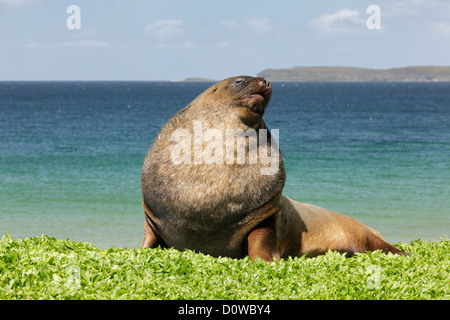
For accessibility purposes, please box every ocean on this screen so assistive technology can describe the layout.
[0,81,449,249]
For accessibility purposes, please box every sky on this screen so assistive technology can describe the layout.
[0,0,449,80]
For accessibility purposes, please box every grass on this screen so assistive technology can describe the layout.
[0,234,448,300]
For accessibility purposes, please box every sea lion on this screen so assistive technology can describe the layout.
[141,76,409,261]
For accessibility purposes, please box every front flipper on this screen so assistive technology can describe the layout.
[141,201,167,249]
[246,216,280,262]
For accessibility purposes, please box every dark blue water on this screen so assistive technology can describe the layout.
[1,81,449,248]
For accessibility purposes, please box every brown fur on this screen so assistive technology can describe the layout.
[276,196,408,258]
[141,76,409,261]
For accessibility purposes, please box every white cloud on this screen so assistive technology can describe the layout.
[432,22,450,38]
[182,41,196,49]
[221,17,271,33]
[145,19,184,39]
[0,0,20,6]
[246,17,271,33]
[308,9,364,34]
[0,0,40,8]
[220,19,238,28]
[72,27,98,38]
[58,40,111,48]
[215,41,229,48]
[23,42,39,48]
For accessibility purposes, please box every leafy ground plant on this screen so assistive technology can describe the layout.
[0,234,448,299]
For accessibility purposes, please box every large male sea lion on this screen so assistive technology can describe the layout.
[141,76,409,261]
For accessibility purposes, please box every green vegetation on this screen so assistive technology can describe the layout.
[0,234,448,299]
[258,66,450,81]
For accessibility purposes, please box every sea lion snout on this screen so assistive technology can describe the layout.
[253,77,271,91]
[259,78,271,89]
[250,77,272,104]
[233,76,272,116]
[257,78,272,103]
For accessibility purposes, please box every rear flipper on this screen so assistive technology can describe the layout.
[366,233,411,256]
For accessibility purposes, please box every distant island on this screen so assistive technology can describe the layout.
[257,66,450,82]
[184,77,216,82]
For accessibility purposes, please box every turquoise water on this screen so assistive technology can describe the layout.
[0,81,449,248]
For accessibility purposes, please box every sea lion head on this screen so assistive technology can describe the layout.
[195,76,272,125]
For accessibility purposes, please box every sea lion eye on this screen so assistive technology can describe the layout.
[231,77,249,89]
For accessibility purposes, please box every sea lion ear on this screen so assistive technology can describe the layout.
[209,86,218,94]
